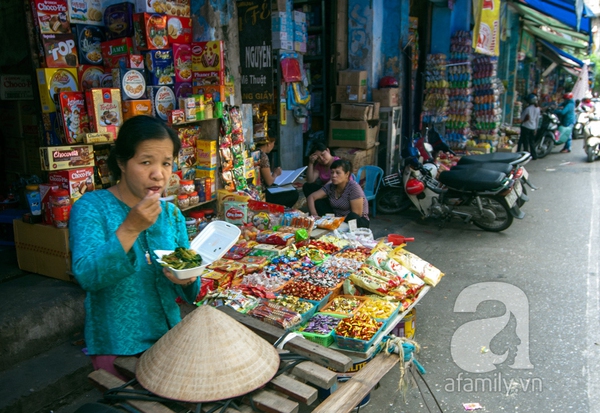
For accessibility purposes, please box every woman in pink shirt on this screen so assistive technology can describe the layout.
[302,143,339,199]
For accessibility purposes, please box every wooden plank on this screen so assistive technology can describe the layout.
[290,361,337,389]
[217,306,352,372]
[88,369,176,413]
[311,352,400,413]
[246,390,299,413]
[269,374,318,404]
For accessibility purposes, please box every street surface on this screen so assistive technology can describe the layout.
[362,147,600,412]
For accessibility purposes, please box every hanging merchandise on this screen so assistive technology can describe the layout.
[471,56,502,144]
[421,54,449,125]
[445,31,473,150]
[280,54,302,83]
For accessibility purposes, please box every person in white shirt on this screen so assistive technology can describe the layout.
[519,94,541,160]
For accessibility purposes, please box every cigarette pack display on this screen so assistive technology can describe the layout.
[48,167,95,203]
[191,41,224,72]
[112,66,147,100]
[32,0,70,34]
[103,2,135,40]
[39,144,94,171]
[101,37,134,69]
[85,88,122,140]
[68,0,103,26]
[58,91,90,143]
[147,85,176,121]
[133,13,168,51]
[144,49,175,86]
[42,33,79,67]
[73,24,105,65]
[36,67,79,113]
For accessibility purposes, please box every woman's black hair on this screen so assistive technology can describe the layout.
[107,116,180,180]
[330,158,352,173]
[309,142,335,156]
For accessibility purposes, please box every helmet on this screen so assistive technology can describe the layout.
[405,178,425,195]
[379,76,399,88]
[583,97,592,103]
[563,92,574,100]
[527,94,538,105]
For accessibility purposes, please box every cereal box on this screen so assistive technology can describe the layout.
[192,70,225,86]
[36,67,79,113]
[32,0,70,34]
[167,16,192,44]
[48,167,95,203]
[122,99,152,120]
[39,145,94,171]
[191,41,224,72]
[172,43,192,83]
[73,24,105,65]
[112,67,147,100]
[101,37,134,69]
[58,91,89,143]
[144,49,175,86]
[134,0,190,17]
[133,13,168,51]
[85,88,122,140]
[147,85,176,121]
[68,0,103,25]
[104,2,135,40]
[42,34,79,67]
[77,65,105,90]
[173,82,192,99]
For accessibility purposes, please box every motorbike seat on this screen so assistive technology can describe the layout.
[452,162,513,175]
[439,168,506,191]
[457,152,526,165]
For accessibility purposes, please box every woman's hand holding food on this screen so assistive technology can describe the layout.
[162,267,198,286]
[117,190,163,253]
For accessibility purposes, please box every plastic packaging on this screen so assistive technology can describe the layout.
[25,185,42,216]
[50,188,71,228]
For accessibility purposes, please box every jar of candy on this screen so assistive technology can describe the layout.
[179,180,195,195]
[50,188,71,229]
[185,217,197,240]
[189,191,199,205]
[189,210,207,232]
[178,194,190,209]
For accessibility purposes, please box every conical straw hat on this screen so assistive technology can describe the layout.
[136,305,280,403]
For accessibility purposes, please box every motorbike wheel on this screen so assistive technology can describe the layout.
[376,186,412,215]
[471,195,514,232]
[534,132,555,159]
[587,145,596,163]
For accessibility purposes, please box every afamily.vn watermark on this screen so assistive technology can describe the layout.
[444,372,543,395]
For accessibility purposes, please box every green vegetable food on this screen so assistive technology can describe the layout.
[161,247,203,270]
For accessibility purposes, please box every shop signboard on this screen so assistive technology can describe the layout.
[237,0,273,103]
[1,75,34,100]
[473,0,501,56]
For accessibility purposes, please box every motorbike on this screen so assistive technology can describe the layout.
[573,108,591,140]
[533,110,561,158]
[583,114,600,162]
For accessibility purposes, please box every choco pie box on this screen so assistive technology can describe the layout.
[32,0,70,34]
[48,167,95,203]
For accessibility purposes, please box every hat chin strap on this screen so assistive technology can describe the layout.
[273,331,305,349]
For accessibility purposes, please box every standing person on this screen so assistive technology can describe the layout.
[302,143,339,198]
[307,159,370,228]
[555,92,576,153]
[256,136,299,208]
[69,116,200,379]
[519,94,541,159]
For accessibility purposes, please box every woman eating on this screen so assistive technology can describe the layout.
[302,142,339,198]
[69,116,200,379]
[256,136,299,208]
[307,159,370,228]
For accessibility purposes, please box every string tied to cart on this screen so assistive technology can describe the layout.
[381,335,426,396]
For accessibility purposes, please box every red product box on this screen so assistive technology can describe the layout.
[48,167,95,203]
[172,43,192,83]
[32,0,70,34]
[101,37,134,69]
[42,33,78,67]
[133,13,168,51]
[192,70,225,86]
[167,16,192,44]
[39,183,59,224]
[191,41,224,72]
[78,65,106,90]
[58,91,90,144]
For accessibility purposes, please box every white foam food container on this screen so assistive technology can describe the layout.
[154,220,241,280]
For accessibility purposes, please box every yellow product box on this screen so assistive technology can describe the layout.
[196,139,218,168]
[216,189,252,216]
[39,144,94,171]
[122,99,152,120]
[36,68,79,113]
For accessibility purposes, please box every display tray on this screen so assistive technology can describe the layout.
[155,220,241,279]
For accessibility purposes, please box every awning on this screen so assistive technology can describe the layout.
[516,0,594,33]
[523,23,588,49]
[538,39,583,76]
[539,39,584,66]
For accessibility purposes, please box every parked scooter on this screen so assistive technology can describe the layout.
[583,113,600,162]
[533,109,561,158]
[574,108,591,140]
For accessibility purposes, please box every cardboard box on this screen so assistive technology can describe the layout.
[40,144,94,171]
[78,65,106,90]
[68,0,104,26]
[101,37,134,69]
[144,49,175,86]
[73,24,105,66]
[36,68,79,113]
[122,99,152,120]
[167,16,192,44]
[192,70,225,87]
[104,2,135,40]
[48,167,95,203]
[85,88,122,140]
[42,33,79,67]
[331,102,380,121]
[58,91,89,143]
[372,87,400,107]
[32,0,70,34]
[172,43,192,83]
[335,85,367,103]
[112,67,147,100]
[216,189,252,216]
[147,85,176,121]
[332,145,378,173]
[13,219,72,281]
[133,13,169,50]
[338,70,367,86]
[329,120,380,149]
[196,139,217,168]
[191,41,225,72]
[134,0,190,17]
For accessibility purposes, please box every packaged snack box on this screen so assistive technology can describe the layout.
[58,91,90,143]
[144,49,175,86]
[134,0,190,17]
[167,16,192,44]
[130,54,144,69]
[104,2,135,40]
[36,68,79,113]
[48,167,95,202]
[73,24,105,65]
[173,82,192,99]
[85,88,123,140]
[112,66,147,100]
[192,70,225,86]
[191,41,225,72]
[39,145,94,171]
[78,65,105,90]
[192,85,226,103]
[122,99,152,120]
[68,0,103,25]
[147,85,176,121]
[133,13,168,50]
[172,43,192,83]
[32,0,70,34]
[42,34,79,67]
[101,37,134,69]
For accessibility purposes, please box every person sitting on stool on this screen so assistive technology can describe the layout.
[256,136,299,208]
[307,159,370,228]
